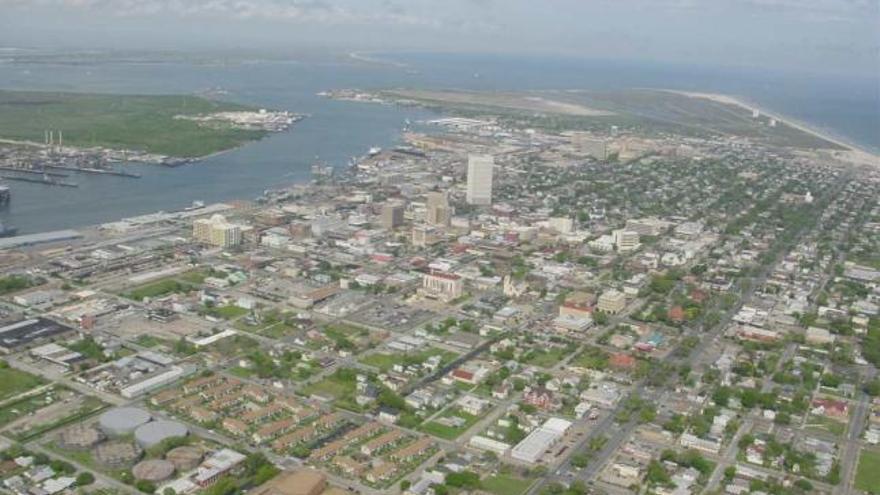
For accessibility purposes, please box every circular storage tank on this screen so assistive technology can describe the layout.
[94,441,143,468]
[99,407,152,436]
[166,446,203,471]
[132,459,176,482]
[59,424,105,450]
[134,420,188,448]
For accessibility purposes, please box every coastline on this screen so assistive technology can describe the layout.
[667,90,879,167]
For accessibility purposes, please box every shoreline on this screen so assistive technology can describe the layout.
[666,90,879,167]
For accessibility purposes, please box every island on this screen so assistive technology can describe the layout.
[324,87,878,164]
[0,89,300,161]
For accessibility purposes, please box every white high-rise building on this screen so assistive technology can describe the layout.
[193,214,242,248]
[466,154,494,205]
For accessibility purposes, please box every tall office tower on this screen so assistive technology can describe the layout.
[425,191,451,226]
[466,154,494,205]
[380,202,405,230]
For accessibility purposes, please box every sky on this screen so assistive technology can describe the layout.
[1,0,878,78]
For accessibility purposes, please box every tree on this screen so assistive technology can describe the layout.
[571,453,590,469]
[445,471,481,489]
[75,472,95,486]
[723,466,736,482]
[400,480,411,491]
[135,480,156,493]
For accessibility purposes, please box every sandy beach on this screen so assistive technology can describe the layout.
[669,90,879,167]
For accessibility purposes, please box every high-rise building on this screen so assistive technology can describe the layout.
[380,202,405,230]
[466,154,494,205]
[425,191,451,226]
[193,214,242,248]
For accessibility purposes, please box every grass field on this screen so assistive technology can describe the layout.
[124,278,195,301]
[300,370,357,404]
[8,395,107,442]
[420,407,480,440]
[360,347,458,372]
[521,346,575,368]
[482,475,534,495]
[202,305,249,320]
[855,448,880,494]
[0,89,267,157]
[0,366,45,402]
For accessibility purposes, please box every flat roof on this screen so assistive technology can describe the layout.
[0,317,75,351]
[0,230,82,250]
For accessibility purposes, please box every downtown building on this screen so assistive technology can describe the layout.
[466,154,494,205]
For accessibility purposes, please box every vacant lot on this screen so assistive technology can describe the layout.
[855,448,880,494]
[0,365,45,402]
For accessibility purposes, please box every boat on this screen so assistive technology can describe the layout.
[0,222,18,238]
[184,200,205,211]
[367,146,382,156]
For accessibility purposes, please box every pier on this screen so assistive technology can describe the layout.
[0,175,78,188]
[0,166,69,178]
[43,164,141,178]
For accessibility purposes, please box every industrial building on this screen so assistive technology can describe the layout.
[0,317,76,354]
[510,417,572,464]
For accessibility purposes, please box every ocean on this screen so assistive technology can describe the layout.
[0,51,877,234]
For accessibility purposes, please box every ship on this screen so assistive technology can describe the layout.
[0,184,9,206]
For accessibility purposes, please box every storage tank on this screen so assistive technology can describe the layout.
[98,407,151,436]
[134,420,188,448]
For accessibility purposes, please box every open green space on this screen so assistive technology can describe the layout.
[520,345,575,368]
[570,346,610,370]
[420,407,480,440]
[855,448,880,494]
[805,414,846,436]
[482,474,535,495]
[360,347,458,373]
[0,275,37,295]
[300,368,359,410]
[8,395,108,442]
[123,278,195,301]
[0,364,45,401]
[0,89,268,157]
[201,304,249,320]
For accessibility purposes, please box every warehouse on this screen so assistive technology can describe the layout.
[510,417,572,464]
[0,317,76,353]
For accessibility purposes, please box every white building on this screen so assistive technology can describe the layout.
[466,154,494,205]
[193,214,242,248]
[510,418,571,464]
[612,229,640,252]
[420,270,463,302]
[597,289,627,314]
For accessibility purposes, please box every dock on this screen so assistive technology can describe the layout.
[0,175,78,188]
[43,164,141,178]
[0,166,69,178]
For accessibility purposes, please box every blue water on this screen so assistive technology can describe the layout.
[0,51,876,234]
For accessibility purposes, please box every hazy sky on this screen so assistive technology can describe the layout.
[1,0,878,78]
